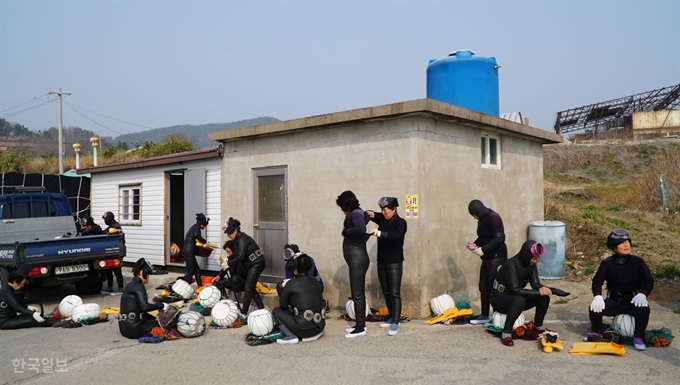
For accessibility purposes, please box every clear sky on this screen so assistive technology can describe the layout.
[1,0,678,137]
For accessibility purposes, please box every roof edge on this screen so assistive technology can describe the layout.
[76,145,224,174]
[208,98,564,144]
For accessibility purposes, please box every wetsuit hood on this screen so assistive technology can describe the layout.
[517,240,544,266]
[468,199,490,219]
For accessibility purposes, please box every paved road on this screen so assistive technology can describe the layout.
[1,269,678,385]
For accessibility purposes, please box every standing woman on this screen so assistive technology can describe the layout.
[366,197,407,336]
[223,217,266,314]
[180,213,209,286]
[336,190,370,338]
[467,199,508,325]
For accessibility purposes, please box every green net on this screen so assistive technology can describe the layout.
[244,330,285,346]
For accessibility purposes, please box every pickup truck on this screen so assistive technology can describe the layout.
[0,188,126,295]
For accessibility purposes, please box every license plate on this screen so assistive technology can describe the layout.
[55,264,89,275]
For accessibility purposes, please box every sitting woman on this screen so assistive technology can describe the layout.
[273,254,325,344]
[213,240,247,301]
[119,258,169,339]
[490,240,552,347]
[0,265,56,330]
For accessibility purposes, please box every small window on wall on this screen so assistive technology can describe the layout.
[119,184,141,225]
[481,133,501,169]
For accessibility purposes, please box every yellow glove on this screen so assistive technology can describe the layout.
[195,240,204,247]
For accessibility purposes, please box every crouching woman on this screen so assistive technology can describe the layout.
[119,258,169,339]
[273,254,325,344]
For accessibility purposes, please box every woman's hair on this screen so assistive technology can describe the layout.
[336,190,360,212]
[222,240,235,252]
[295,254,312,274]
[7,273,25,284]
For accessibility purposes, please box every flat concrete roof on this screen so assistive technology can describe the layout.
[76,145,223,174]
[209,98,564,144]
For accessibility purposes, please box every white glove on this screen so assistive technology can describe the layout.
[162,302,170,312]
[32,311,45,323]
[366,228,381,237]
[472,247,484,257]
[27,305,40,313]
[590,295,605,313]
[631,293,648,307]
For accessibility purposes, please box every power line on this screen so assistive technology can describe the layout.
[0,94,52,115]
[64,101,156,130]
[0,94,50,106]
[0,99,56,119]
[63,100,145,144]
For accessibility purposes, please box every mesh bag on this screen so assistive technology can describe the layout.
[644,328,674,347]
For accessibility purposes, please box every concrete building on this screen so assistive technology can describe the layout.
[209,98,563,317]
[77,146,224,271]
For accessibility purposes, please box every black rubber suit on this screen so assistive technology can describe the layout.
[468,200,508,318]
[342,208,370,329]
[181,223,206,285]
[227,231,266,313]
[370,211,407,326]
[490,241,550,333]
[215,263,247,301]
[0,284,55,330]
[103,214,124,290]
[118,276,164,339]
[590,253,653,338]
[273,274,325,339]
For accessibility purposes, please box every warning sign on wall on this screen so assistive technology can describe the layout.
[405,194,419,219]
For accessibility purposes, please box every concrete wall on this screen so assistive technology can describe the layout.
[632,110,680,130]
[219,115,545,317]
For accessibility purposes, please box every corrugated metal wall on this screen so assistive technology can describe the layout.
[89,159,221,267]
[204,168,223,272]
[91,168,165,266]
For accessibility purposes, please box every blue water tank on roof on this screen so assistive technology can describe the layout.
[426,49,500,116]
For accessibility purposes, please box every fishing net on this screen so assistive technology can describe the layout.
[0,172,91,224]
[244,330,285,346]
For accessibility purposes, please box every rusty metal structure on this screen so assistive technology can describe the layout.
[554,84,680,137]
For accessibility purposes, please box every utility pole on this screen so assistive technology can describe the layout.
[48,87,71,174]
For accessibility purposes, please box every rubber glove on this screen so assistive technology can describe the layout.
[366,229,381,237]
[472,247,484,257]
[631,293,648,307]
[590,295,605,313]
[162,302,170,312]
[32,311,45,323]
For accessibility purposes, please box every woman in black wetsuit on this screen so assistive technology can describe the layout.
[180,213,209,285]
[366,197,407,336]
[336,190,369,339]
[0,265,56,330]
[119,258,169,339]
[223,217,266,315]
[490,240,552,347]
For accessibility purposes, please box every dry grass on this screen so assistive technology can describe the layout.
[18,152,145,174]
[544,139,680,280]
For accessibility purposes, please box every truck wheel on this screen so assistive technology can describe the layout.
[75,273,103,296]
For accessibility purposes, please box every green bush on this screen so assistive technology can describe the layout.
[0,149,33,173]
[652,262,680,279]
